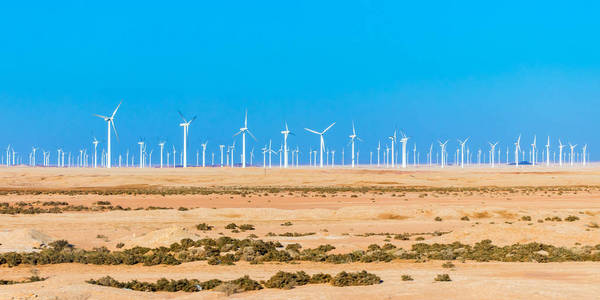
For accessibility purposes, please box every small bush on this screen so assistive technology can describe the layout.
[310,273,332,284]
[565,215,579,222]
[178,207,189,211]
[225,223,238,229]
[281,221,293,226]
[434,217,442,222]
[460,216,470,221]
[401,275,413,281]
[521,216,532,221]
[442,261,455,268]
[434,274,451,282]
[331,271,381,287]
[115,243,125,249]
[263,271,310,289]
[239,224,255,231]
[196,223,214,231]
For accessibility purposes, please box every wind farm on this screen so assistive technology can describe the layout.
[3,1,600,299]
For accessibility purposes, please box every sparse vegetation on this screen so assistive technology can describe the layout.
[331,271,381,287]
[196,223,214,231]
[401,275,414,281]
[434,274,451,282]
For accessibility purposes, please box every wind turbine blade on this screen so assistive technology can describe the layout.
[247,130,258,141]
[304,128,320,135]
[111,121,120,142]
[233,131,242,137]
[322,122,336,134]
[285,122,289,131]
[94,114,108,119]
[244,110,248,128]
[189,116,197,124]
[178,110,187,122]
[111,101,122,118]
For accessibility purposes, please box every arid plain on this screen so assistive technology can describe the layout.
[0,166,599,299]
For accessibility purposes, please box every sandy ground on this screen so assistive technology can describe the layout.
[0,166,599,299]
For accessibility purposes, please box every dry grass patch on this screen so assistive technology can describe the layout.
[470,211,491,219]
[494,210,517,219]
[378,213,409,220]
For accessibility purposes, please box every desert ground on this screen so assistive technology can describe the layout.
[0,166,599,299]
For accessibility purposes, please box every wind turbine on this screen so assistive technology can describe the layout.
[178,111,196,168]
[389,131,396,168]
[583,144,587,166]
[281,122,294,168]
[569,143,577,166]
[488,142,498,168]
[94,101,121,168]
[233,110,257,168]
[219,145,225,167]
[92,137,99,168]
[545,137,550,166]
[438,140,448,168]
[514,135,521,167]
[457,137,469,168]
[138,140,145,168]
[558,140,565,166]
[158,141,165,168]
[377,141,381,167]
[305,122,335,168]
[348,122,362,168]
[400,132,409,168]
[201,141,208,167]
[531,135,536,166]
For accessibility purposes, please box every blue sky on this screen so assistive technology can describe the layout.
[1,1,599,163]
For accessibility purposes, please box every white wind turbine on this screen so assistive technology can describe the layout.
[138,140,144,168]
[545,137,550,166]
[457,137,469,168]
[569,143,577,166]
[219,145,225,167]
[201,141,208,167]
[488,142,499,168]
[305,122,335,168]
[438,140,448,168]
[531,135,536,165]
[348,122,362,168]
[178,111,196,168]
[93,137,99,168]
[400,132,409,168]
[558,140,565,166]
[514,135,521,167]
[94,101,121,168]
[389,131,396,168]
[377,141,381,167]
[280,122,294,168]
[233,110,257,168]
[582,144,587,166]
[158,141,165,168]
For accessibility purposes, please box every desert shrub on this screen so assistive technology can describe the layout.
[565,215,579,222]
[331,271,381,287]
[115,243,125,249]
[278,232,315,237]
[177,207,189,211]
[401,275,413,281]
[442,261,455,268]
[285,243,302,252]
[239,224,255,231]
[0,275,46,285]
[415,237,425,241]
[434,274,451,281]
[263,271,310,289]
[460,216,470,221]
[94,201,112,206]
[394,233,410,240]
[225,223,237,229]
[196,223,214,231]
[434,217,442,222]
[207,254,236,265]
[310,273,332,284]
[521,216,532,221]
[217,275,263,295]
[281,221,293,226]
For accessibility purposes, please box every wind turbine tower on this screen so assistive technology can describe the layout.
[457,137,469,168]
[94,101,121,168]
[281,123,293,168]
[234,110,256,168]
[438,140,448,168]
[400,132,409,168]
[178,111,196,168]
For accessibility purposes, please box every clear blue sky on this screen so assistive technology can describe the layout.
[1,1,599,163]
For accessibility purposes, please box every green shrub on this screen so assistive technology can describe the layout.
[521,216,532,221]
[310,273,332,284]
[565,215,579,222]
[434,274,451,282]
[401,275,413,281]
[196,223,214,231]
[239,224,255,231]
[460,216,470,221]
[331,271,381,287]
[434,217,442,222]
[263,271,310,289]
[225,223,237,229]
